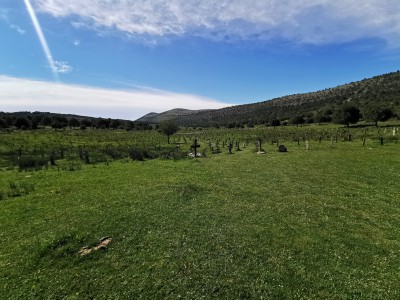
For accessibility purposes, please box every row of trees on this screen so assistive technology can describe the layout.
[300,104,394,127]
[282,104,396,127]
[0,102,396,132]
[0,113,154,131]
[223,104,396,128]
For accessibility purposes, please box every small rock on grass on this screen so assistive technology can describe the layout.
[78,237,112,256]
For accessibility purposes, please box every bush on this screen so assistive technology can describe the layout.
[16,156,48,171]
[333,105,361,127]
[271,119,281,127]
[129,148,144,161]
[7,181,34,197]
[15,117,31,129]
[0,118,9,129]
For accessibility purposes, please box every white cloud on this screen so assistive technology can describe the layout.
[31,0,400,46]
[0,8,9,21]
[73,39,80,46]
[0,75,230,120]
[52,61,73,74]
[10,24,26,35]
[1,9,26,35]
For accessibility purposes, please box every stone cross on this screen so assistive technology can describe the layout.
[228,142,233,154]
[191,139,201,157]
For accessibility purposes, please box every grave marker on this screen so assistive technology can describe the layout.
[228,142,233,154]
[190,139,201,157]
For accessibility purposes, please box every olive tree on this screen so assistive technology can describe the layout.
[159,120,179,144]
[363,105,393,127]
[333,105,361,127]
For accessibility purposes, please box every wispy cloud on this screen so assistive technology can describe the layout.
[1,9,26,35]
[10,24,26,35]
[0,8,9,21]
[0,76,231,120]
[73,39,80,46]
[31,0,400,46]
[52,61,73,74]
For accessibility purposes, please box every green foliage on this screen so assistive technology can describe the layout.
[80,118,92,127]
[159,120,179,143]
[68,117,80,128]
[15,117,31,129]
[271,119,281,127]
[0,118,9,129]
[333,105,361,127]
[109,119,121,129]
[290,115,305,126]
[313,111,332,124]
[128,148,144,161]
[7,180,34,198]
[97,118,111,129]
[16,156,48,171]
[51,116,68,129]
[363,105,394,126]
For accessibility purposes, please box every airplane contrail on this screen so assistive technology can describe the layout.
[23,0,60,81]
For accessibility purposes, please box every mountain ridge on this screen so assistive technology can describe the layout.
[136,71,400,126]
[136,108,215,123]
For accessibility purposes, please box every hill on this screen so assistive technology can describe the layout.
[137,112,159,123]
[137,71,400,127]
[136,108,215,123]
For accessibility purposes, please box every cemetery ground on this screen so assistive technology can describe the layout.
[0,125,400,299]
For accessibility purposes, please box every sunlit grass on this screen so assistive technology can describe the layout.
[0,128,399,299]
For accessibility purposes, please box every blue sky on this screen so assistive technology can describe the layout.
[1,0,400,120]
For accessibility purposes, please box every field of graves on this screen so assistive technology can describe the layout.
[1,124,400,299]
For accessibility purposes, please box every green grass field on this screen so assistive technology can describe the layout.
[1,127,400,299]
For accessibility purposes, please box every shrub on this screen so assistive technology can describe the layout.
[0,118,9,129]
[333,105,361,127]
[15,117,31,129]
[129,148,144,161]
[16,156,48,171]
[7,181,34,197]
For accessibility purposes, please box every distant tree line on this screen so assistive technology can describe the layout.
[216,103,396,129]
[0,112,155,131]
[1,102,397,132]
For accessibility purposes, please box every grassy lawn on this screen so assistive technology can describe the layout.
[1,133,400,299]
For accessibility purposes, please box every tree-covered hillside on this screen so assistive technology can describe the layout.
[141,71,400,127]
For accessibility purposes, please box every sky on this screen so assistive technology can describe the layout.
[1,0,400,120]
